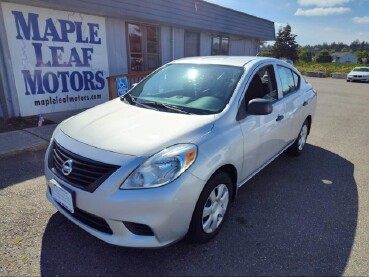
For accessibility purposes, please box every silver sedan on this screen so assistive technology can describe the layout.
[45,56,317,247]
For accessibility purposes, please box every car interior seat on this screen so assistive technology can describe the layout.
[244,75,267,110]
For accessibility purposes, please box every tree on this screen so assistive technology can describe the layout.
[258,50,273,57]
[355,50,369,63]
[298,49,312,62]
[336,42,348,52]
[341,47,349,53]
[350,39,361,51]
[314,50,332,63]
[271,24,299,62]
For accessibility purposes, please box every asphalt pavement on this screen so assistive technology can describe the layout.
[0,78,368,276]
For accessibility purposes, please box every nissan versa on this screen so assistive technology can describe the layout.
[45,56,317,247]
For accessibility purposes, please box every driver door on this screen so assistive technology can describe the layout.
[238,64,288,182]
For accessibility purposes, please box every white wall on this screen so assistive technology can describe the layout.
[200,33,212,56]
[341,54,358,64]
[173,28,184,59]
[334,53,358,64]
[229,37,259,56]
[161,25,172,65]
[106,18,128,75]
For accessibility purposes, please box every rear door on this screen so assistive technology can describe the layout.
[275,65,307,143]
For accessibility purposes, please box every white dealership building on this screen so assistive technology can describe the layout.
[0,0,275,117]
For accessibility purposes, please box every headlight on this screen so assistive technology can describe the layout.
[120,144,197,189]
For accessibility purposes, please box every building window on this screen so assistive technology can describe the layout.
[184,31,200,57]
[127,23,160,72]
[211,35,229,55]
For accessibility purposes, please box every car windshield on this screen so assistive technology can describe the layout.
[128,63,244,115]
[353,67,369,72]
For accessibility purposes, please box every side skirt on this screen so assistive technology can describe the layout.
[237,140,295,189]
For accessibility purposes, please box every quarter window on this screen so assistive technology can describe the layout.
[211,35,229,55]
[127,23,160,72]
[277,66,300,96]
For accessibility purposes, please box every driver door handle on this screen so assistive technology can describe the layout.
[276,115,284,122]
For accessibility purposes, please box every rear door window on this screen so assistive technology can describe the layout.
[277,66,300,97]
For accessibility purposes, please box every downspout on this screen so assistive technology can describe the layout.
[0,71,8,119]
[256,39,260,56]
[0,6,12,118]
[171,26,175,61]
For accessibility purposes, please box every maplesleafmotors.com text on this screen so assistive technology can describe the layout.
[34,94,102,107]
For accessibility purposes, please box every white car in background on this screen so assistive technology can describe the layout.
[45,56,317,248]
[347,67,369,82]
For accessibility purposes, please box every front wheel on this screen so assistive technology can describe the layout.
[288,119,309,156]
[187,172,233,243]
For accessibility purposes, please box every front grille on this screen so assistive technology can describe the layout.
[59,205,113,234]
[50,141,119,192]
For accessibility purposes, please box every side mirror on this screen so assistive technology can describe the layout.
[248,98,273,115]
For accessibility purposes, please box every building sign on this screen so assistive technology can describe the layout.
[116,77,128,96]
[1,3,109,116]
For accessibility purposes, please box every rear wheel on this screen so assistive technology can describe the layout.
[288,119,309,156]
[187,172,233,243]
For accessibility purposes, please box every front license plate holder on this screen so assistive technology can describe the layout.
[50,179,75,214]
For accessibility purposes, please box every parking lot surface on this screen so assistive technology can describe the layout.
[0,77,368,276]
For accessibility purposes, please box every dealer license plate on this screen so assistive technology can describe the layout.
[50,180,75,213]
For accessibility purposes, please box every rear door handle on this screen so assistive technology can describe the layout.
[276,115,284,122]
[303,101,308,106]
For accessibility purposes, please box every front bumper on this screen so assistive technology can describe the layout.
[347,75,369,82]
[45,136,206,248]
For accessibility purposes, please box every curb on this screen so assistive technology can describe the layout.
[0,125,56,160]
[331,73,347,79]
[0,143,48,159]
[305,71,326,78]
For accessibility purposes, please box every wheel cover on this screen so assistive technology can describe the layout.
[202,183,229,234]
[298,124,308,151]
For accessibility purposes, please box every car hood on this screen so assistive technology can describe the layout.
[59,99,215,156]
[349,71,369,76]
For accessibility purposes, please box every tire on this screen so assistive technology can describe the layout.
[187,172,233,243]
[288,119,309,156]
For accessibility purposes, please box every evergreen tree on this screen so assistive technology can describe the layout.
[271,24,299,62]
[314,50,333,63]
[350,39,361,51]
[298,49,312,62]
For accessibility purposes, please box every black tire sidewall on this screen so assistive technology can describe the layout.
[187,172,233,243]
[288,119,309,156]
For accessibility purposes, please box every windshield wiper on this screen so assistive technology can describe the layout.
[120,94,157,110]
[121,95,191,114]
[140,101,192,114]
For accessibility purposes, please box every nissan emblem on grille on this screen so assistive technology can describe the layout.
[61,159,73,176]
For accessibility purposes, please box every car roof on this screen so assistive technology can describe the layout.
[170,56,279,67]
